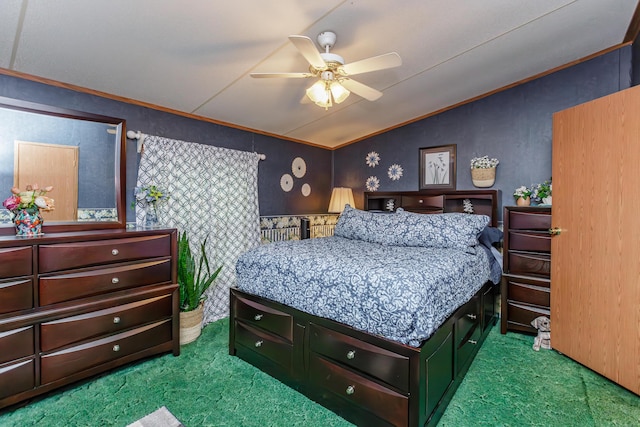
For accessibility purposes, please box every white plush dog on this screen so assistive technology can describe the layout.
[531,316,551,351]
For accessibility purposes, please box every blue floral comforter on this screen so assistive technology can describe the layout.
[236,236,496,347]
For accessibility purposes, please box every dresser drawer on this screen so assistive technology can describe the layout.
[400,195,444,212]
[38,235,171,273]
[506,301,549,332]
[0,359,35,400]
[506,276,550,308]
[234,321,292,371]
[233,294,293,341]
[507,251,551,277]
[0,278,33,314]
[309,353,408,427]
[41,294,173,352]
[39,259,172,305]
[310,323,409,392]
[508,231,551,252]
[508,210,551,230]
[0,247,32,278]
[41,319,172,384]
[0,326,34,365]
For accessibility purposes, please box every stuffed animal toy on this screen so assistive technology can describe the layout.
[531,316,551,351]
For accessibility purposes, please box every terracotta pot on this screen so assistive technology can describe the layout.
[179,302,204,345]
[516,196,531,206]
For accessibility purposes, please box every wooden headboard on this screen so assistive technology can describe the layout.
[364,190,499,227]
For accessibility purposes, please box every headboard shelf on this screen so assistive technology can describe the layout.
[364,190,499,227]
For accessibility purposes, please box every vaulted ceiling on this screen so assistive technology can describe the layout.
[1,0,638,148]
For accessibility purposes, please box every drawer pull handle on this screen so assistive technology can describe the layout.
[111,249,119,256]
[466,314,477,320]
[418,199,423,203]
[346,350,356,360]
[346,385,355,395]
[113,316,121,324]
[468,339,478,345]
[254,314,263,321]
[113,344,120,352]
[111,277,120,284]
[255,340,263,348]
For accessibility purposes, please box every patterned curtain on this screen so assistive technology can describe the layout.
[135,136,261,324]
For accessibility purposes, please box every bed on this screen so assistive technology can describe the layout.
[229,190,501,427]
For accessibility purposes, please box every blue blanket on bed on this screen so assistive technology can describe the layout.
[236,235,497,347]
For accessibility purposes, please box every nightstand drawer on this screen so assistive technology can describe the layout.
[39,235,171,273]
[508,231,551,252]
[41,319,172,384]
[41,294,173,352]
[0,247,32,278]
[506,301,549,332]
[0,327,34,365]
[507,251,550,277]
[309,353,408,427]
[310,323,409,392]
[506,276,550,308]
[0,359,35,400]
[0,278,33,314]
[39,259,172,305]
[233,294,293,341]
[235,321,292,371]
[508,210,552,230]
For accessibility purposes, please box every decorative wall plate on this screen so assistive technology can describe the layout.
[301,183,311,196]
[280,174,293,192]
[292,157,307,178]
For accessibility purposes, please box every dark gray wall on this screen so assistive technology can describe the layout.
[0,73,332,220]
[333,47,633,222]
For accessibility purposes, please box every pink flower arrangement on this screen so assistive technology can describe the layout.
[3,184,55,214]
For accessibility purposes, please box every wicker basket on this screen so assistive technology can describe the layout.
[179,303,204,345]
[471,167,496,188]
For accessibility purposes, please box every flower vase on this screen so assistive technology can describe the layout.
[144,205,159,228]
[542,196,552,205]
[516,196,531,207]
[14,208,43,236]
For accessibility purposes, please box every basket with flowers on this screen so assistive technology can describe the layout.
[470,155,499,187]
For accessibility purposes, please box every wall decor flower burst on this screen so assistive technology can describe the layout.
[387,164,403,181]
[365,176,380,191]
[365,151,380,167]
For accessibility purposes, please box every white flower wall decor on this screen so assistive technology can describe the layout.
[388,164,403,181]
[366,176,380,191]
[365,151,380,167]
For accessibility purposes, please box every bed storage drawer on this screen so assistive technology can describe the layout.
[40,294,173,352]
[0,359,35,400]
[235,321,292,371]
[0,247,32,278]
[39,259,172,305]
[309,323,409,392]
[40,319,172,384]
[309,353,409,427]
[233,294,293,341]
[38,235,171,273]
[400,195,444,213]
[0,278,33,314]
[0,327,34,365]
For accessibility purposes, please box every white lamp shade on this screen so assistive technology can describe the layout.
[330,82,350,104]
[328,187,355,213]
[306,80,329,104]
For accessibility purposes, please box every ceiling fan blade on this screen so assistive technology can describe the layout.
[340,52,402,76]
[250,72,313,78]
[340,79,383,101]
[288,35,326,69]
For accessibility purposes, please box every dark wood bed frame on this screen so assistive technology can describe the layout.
[229,190,500,427]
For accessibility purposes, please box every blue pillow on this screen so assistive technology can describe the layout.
[333,205,395,245]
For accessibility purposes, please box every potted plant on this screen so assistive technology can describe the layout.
[532,178,552,205]
[470,156,499,187]
[177,231,222,345]
[513,185,532,206]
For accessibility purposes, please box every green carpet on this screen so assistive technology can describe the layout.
[1,319,638,426]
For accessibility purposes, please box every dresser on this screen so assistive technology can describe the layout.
[0,229,179,410]
[501,206,551,334]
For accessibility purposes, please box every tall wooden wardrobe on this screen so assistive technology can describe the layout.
[551,84,640,395]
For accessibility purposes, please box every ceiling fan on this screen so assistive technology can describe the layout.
[250,31,401,109]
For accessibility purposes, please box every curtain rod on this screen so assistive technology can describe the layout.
[126,130,266,160]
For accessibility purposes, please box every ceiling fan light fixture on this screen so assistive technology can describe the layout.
[306,80,330,104]
[330,82,350,104]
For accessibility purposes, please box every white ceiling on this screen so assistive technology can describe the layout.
[1,0,638,149]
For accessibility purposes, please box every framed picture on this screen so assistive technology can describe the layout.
[419,144,456,190]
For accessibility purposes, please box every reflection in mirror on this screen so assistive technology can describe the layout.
[0,96,125,234]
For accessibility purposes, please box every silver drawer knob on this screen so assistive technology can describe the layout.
[113,316,121,324]
[111,277,119,284]
[468,339,478,345]
[113,344,120,352]
[467,314,477,320]
[346,350,356,360]
[254,314,263,321]
[346,385,355,395]
[255,340,263,348]
[111,249,119,256]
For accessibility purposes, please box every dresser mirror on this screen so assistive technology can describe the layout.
[0,96,126,234]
